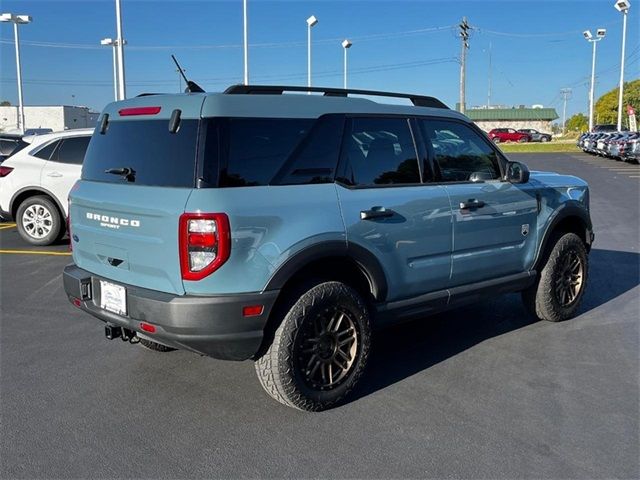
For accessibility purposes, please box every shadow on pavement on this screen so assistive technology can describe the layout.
[352,248,640,402]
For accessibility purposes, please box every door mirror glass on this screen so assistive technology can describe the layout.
[506,161,530,184]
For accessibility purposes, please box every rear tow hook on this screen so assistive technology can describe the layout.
[105,324,138,343]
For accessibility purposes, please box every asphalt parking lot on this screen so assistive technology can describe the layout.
[1,153,638,479]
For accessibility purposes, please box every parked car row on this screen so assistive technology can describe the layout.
[488,128,552,143]
[0,129,93,245]
[577,131,640,162]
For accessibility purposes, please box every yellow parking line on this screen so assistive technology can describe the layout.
[0,223,16,230]
[0,249,71,256]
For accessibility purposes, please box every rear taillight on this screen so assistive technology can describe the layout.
[0,166,14,177]
[179,213,230,281]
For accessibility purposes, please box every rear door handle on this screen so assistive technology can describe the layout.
[360,206,394,220]
[459,199,485,210]
[46,172,63,177]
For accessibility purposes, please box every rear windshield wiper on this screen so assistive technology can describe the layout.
[105,167,136,182]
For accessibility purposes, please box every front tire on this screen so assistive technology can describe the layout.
[16,195,63,246]
[523,232,588,322]
[255,281,371,411]
[541,136,550,143]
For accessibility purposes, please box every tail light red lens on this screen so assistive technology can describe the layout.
[179,213,230,281]
[0,166,14,177]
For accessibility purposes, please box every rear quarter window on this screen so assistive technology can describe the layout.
[216,118,314,187]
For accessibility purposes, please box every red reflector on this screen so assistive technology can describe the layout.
[188,232,216,248]
[72,297,82,308]
[139,322,156,333]
[242,305,264,317]
[0,166,14,177]
[118,106,161,116]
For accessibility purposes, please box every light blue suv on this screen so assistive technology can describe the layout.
[64,85,593,411]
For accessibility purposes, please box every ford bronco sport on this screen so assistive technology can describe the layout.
[64,85,593,411]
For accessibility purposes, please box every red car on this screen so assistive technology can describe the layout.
[489,128,531,143]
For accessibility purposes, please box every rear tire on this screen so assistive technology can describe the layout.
[522,232,588,322]
[254,281,371,411]
[138,338,176,352]
[16,195,62,246]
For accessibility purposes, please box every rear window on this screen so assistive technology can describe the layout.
[82,120,199,187]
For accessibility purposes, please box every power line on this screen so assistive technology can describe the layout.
[0,57,459,87]
[0,25,454,51]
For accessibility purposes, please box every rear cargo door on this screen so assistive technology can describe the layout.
[69,96,205,295]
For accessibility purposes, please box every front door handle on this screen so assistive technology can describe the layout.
[459,199,485,210]
[360,206,394,220]
[46,172,63,178]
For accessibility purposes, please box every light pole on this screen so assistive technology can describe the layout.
[306,15,318,91]
[583,29,606,132]
[243,0,249,85]
[614,0,630,131]
[101,38,119,101]
[0,13,31,134]
[342,39,352,89]
[114,0,126,100]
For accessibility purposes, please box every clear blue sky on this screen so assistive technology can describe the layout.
[0,0,638,120]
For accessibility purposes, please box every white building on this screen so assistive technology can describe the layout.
[0,105,100,133]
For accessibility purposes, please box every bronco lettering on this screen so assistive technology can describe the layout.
[86,212,140,228]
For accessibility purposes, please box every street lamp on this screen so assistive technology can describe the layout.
[243,0,249,85]
[101,38,119,101]
[0,13,31,134]
[306,15,318,91]
[342,39,352,89]
[114,0,126,100]
[614,0,630,131]
[583,28,606,132]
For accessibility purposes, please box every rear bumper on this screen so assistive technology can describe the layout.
[63,264,278,361]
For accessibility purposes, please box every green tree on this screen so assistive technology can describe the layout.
[594,78,640,127]
[0,100,11,106]
[565,113,589,132]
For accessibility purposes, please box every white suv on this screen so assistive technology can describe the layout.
[0,129,93,245]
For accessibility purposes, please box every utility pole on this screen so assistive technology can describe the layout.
[560,88,572,135]
[459,17,470,114]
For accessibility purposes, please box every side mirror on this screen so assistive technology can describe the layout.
[505,161,530,184]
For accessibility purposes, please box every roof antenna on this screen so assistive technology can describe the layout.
[171,55,205,93]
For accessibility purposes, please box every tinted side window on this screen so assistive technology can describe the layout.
[0,139,19,156]
[274,115,344,185]
[421,120,500,182]
[54,136,90,165]
[33,140,60,160]
[219,118,314,187]
[337,117,420,186]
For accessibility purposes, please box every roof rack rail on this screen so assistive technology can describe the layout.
[223,85,449,109]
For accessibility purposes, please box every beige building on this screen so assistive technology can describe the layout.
[466,107,559,133]
[0,105,99,133]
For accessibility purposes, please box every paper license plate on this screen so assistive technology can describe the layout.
[100,280,127,316]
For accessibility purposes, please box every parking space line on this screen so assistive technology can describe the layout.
[0,249,71,256]
[0,223,16,230]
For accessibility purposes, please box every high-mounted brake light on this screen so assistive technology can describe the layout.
[0,166,14,177]
[118,106,161,117]
[179,213,231,281]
